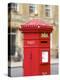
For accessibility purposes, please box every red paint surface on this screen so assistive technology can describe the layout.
[24,33,50,76]
[19,19,53,76]
[24,47,40,76]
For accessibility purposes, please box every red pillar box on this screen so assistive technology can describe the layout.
[19,19,53,76]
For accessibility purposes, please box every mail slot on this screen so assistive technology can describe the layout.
[19,19,53,76]
[41,41,47,43]
[40,39,50,47]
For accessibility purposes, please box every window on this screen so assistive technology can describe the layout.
[29,4,35,14]
[45,9,50,17]
[8,3,17,12]
[8,27,23,62]
[8,28,16,56]
[45,5,51,17]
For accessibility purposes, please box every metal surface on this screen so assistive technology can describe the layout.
[19,19,53,76]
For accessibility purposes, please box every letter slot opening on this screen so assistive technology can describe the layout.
[41,41,47,43]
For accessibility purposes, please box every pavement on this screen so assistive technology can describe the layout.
[8,59,59,77]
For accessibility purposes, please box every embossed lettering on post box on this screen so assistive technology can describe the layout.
[27,40,35,45]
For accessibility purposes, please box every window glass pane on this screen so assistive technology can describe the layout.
[8,27,17,33]
[45,9,50,16]
[8,34,16,56]
[8,28,22,62]
[45,5,50,9]
[11,28,17,33]
[8,28,16,56]
[8,27,10,33]
[29,4,35,13]
[45,5,50,17]
[8,3,17,12]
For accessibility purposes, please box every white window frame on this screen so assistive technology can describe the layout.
[17,4,20,12]
[35,4,38,14]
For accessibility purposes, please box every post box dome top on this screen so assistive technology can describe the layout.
[19,19,53,33]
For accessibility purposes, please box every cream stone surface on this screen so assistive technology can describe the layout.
[8,4,58,59]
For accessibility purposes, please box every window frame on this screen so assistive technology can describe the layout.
[29,4,35,14]
[44,5,52,17]
[8,3,17,12]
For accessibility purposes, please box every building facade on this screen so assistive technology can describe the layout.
[8,3,58,62]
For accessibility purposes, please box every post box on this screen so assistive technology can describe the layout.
[19,19,53,76]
